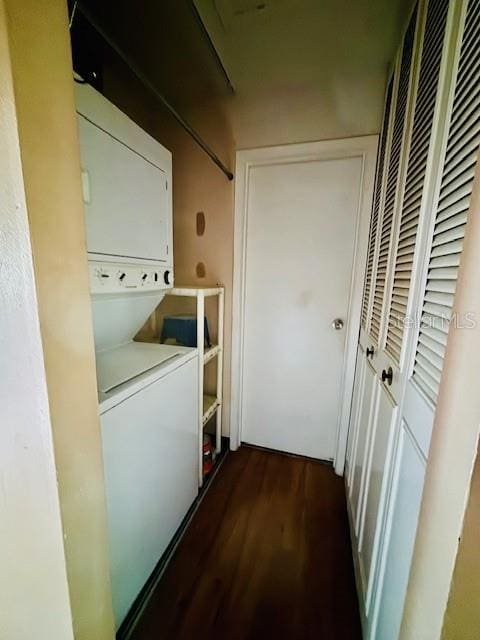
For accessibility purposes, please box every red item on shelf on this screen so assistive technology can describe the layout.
[203,434,214,476]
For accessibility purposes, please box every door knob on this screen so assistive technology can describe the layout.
[366,346,374,358]
[381,367,393,386]
[332,318,344,330]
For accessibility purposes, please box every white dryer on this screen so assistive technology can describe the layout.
[76,83,199,628]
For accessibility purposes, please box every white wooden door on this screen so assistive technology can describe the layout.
[241,154,363,460]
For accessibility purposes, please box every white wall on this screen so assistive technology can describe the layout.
[0,1,74,636]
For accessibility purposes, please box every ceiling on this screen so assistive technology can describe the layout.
[194,0,413,95]
[73,0,234,111]
[74,0,412,106]
[72,0,413,149]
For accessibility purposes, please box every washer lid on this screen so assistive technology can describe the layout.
[96,342,183,393]
[91,290,164,352]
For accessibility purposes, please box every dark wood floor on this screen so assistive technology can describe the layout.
[130,446,362,640]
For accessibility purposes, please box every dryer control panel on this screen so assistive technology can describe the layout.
[89,261,173,295]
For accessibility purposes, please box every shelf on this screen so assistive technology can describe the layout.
[167,286,223,297]
[204,344,221,365]
[203,394,220,426]
[165,286,224,488]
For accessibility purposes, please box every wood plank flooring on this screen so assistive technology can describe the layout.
[130,446,362,640]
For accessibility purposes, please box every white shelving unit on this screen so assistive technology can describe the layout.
[165,286,224,487]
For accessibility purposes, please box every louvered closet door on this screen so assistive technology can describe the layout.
[346,72,396,540]
[361,79,395,330]
[385,0,450,368]
[346,64,396,508]
[368,14,417,346]
[404,0,480,451]
[348,4,417,510]
[413,0,480,405]
[371,0,453,638]
[347,2,478,639]
[346,4,420,628]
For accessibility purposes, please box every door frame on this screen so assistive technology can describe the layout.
[230,136,378,473]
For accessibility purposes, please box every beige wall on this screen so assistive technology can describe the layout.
[442,450,480,640]
[4,0,114,637]
[230,72,388,150]
[154,100,234,410]
[0,1,74,636]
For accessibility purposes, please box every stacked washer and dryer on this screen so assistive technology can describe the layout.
[76,83,198,628]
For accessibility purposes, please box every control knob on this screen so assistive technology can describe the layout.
[96,268,110,281]
[164,270,172,285]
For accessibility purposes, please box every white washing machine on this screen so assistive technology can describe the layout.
[77,83,198,628]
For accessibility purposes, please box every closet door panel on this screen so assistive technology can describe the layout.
[402,379,436,457]
[349,361,377,542]
[346,346,367,489]
[371,424,426,640]
[358,385,397,611]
